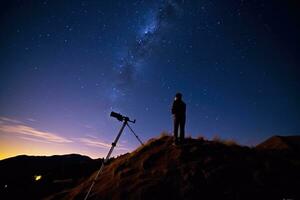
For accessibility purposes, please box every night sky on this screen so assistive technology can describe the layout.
[1,0,300,159]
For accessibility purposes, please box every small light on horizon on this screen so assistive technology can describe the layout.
[34,175,42,181]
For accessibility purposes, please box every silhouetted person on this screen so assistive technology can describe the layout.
[171,92,186,145]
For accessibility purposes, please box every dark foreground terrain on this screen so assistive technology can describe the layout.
[0,154,102,199]
[1,135,300,200]
[47,135,300,200]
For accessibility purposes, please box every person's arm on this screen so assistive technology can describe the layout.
[171,101,176,114]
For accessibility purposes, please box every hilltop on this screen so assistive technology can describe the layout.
[45,135,300,200]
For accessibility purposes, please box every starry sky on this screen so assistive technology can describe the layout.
[1,0,300,159]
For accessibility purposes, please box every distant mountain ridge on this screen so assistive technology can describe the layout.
[0,154,102,200]
[256,135,300,151]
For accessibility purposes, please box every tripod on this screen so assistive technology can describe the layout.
[84,112,143,200]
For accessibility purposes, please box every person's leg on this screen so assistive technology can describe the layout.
[179,117,185,143]
[174,117,179,144]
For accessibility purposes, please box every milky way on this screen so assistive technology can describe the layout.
[110,0,182,103]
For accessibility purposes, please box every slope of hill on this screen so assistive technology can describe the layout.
[256,135,300,151]
[46,135,300,200]
[0,154,102,200]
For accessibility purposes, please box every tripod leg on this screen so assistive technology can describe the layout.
[84,121,127,200]
[126,123,144,146]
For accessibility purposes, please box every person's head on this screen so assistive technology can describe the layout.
[175,92,182,101]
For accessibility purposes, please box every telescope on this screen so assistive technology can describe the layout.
[84,111,142,200]
[110,111,136,123]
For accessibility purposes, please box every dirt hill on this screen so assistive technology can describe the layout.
[46,135,300,200]
[256,135,300,151]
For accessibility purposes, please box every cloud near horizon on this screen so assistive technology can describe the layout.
[0,124,73,143]
[78,138,130,151]
[0,117,24,124]
[0,116,131,153]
